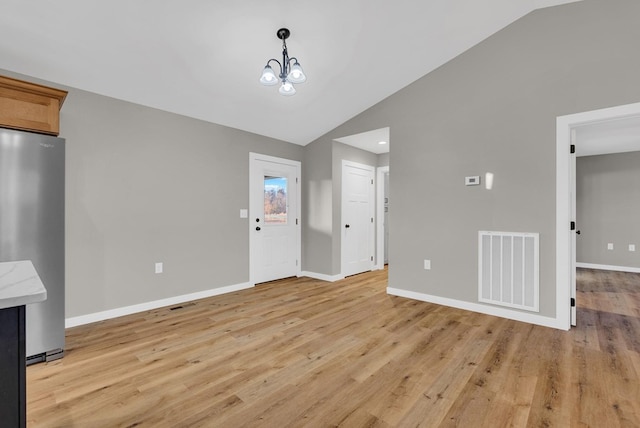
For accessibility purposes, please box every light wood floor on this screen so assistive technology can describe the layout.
[27,268,640,427]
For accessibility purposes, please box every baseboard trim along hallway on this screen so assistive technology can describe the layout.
[299,271,345,282]
[386,287,565,330]
[65,282,253,328]
[576,262,640,274]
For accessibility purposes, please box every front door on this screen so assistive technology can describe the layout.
[342,160,375,277]
[250,153,301,284]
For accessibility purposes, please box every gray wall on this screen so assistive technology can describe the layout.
[63,90,303,318]
[302,139,333,274]
[377,152,390,167]
[1,69,303,318]
[307,0,640,319]
[577,151,640,268]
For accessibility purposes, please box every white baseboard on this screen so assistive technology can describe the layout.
[576,262,640,273]
[386,287,567,330]
[65,282,253,328]
[300,271,345,282]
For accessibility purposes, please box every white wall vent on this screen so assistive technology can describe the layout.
[479,231,539,312]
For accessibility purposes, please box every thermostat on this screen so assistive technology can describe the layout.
[465,176,480,186]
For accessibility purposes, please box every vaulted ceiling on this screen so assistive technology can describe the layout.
[0,0,580,145]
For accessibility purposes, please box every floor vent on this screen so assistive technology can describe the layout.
[479,231,539,312]
[169,302,196,311]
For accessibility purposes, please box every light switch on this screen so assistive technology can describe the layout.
[240,209,248,218]
[424,259,431,270]
[155,262,163,274]
[629,244,636,252]
[607,243,614,250]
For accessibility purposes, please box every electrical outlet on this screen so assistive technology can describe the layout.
[629,244,636,252]
[607,243,614,250]
[155,262,163,274]
[424,259,431,270]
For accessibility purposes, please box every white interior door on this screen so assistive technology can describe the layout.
[342,160,375,277]
[570,129,577,326]
[250,153,301,284]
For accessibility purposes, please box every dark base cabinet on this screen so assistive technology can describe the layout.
[0,305,26,428]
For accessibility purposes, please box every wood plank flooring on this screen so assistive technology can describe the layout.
[27,268,640,427]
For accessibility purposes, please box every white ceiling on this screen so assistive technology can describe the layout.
[0,0,580,146]
[335,127,390,155]
[575,115,640,157]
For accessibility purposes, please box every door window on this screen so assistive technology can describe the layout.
[264,176,287,224]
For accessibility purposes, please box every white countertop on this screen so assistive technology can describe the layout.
[0,260,47,310]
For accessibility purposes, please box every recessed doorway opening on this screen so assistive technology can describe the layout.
[556,101,640,329]
[334,127,390,277]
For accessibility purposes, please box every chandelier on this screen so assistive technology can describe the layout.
[259,28,306,96]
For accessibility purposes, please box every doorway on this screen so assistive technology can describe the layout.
[334,127,390,277]
[249,153,301,285]
[556,101,640,329]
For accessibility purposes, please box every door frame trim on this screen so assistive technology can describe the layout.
[376,166,389,270]
[249,152,302,286]
[556,101,640,330]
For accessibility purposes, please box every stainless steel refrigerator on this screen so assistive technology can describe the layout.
[0,128,65,364]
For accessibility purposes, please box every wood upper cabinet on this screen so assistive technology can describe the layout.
[0,75,67,136]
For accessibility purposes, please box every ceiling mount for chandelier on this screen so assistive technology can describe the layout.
[259,28,306,96]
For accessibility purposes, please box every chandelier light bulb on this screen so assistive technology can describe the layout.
[279,81,296,96]
[287,61,306,84]
[259,65,278,86]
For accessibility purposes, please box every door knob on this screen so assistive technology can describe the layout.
[576,230,581,235]
[256,226,261,231]
[345,224,350,228]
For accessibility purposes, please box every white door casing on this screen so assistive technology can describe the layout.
[570,129,577,326]
[556,101,640,330]
[376,166,389,270]
[342,160,375,277]
[250,153,301,285]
